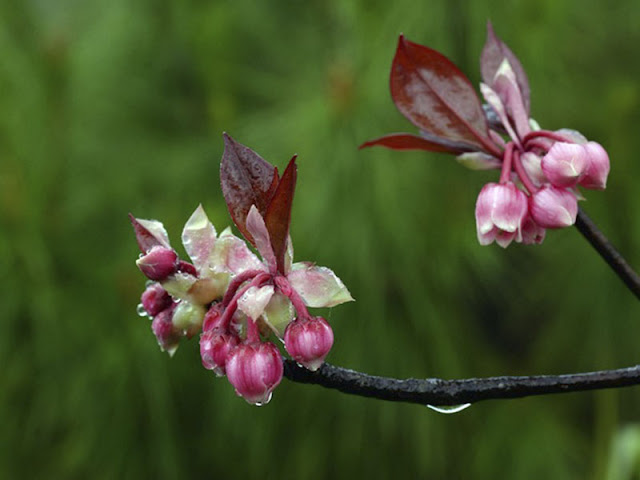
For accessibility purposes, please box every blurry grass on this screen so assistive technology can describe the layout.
[1,0,640,478]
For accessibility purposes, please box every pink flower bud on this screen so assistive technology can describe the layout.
[177,260,198,276]
[541,142,587,188]
[202,304,224,332]
[200,329,239,376]
[579,142,610,190]
[226,342,283,405]
[556,129,587,144]
[475,182,528,248]
[136,246,178,281]
[141,283,173,316]
[151,305,180,355]
[284,317,334,371]
[529,185,578,228]
[520,152,547,187]
[519,214,546,245]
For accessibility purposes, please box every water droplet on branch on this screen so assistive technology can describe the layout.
[426,403,472,414]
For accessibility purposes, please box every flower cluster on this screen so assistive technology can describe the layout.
[131,134,353,405]
[362,23,610,248]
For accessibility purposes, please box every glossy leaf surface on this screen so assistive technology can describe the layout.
[360,133,474,153]
[391,35,490,150]
[220,133,279,245]
[265,156,297,274]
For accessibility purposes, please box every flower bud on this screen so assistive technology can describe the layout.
[475,182,528,248]
[519,214,546,245]
[529,185,578,228]
[171,301,205,338]
[200,329,239,376]
[140,283,173,317]
[556,129,587,145]
[541,142,587,188]
[202,303,224,332]
[284,317,334,371]
[226,342,283,405]
[579,142,610,190]
[177,260,198,276]
[151,305,179,356]
[136,246,178,281]
[520,152,547,187]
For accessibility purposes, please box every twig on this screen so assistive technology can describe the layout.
[283,210,640,405]
[575,208,640,301]
[284,361,640,406]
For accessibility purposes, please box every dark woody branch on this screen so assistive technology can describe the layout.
[284,361,640,406]
[575,208,640,301]
[284,209,640,405]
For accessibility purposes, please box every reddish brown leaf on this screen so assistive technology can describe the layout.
[220,133,279,245]
[359,133,474,154]
[265,156,297,274]
[480,21,530,113]
[391,35,490,151]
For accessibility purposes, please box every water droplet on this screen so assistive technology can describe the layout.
[253,392,273,407]
[426,403,472,414]
[166,345,178,357]
[136,303,149,317]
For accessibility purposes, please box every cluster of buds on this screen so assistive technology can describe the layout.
[362,23,610,247]
[132,134,353,405]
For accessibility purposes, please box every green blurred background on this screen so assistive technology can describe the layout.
[2,0,640,478]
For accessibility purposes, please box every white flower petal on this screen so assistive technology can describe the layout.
[210,229,267,275]
[162,272,197,300]
[288,264,354,308]
[182,204,217,272]
[262,292,295,337]
[238,285,275,321]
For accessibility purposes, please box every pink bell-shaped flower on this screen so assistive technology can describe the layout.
[540,142,588,188]
[284,316,334,371]
[519,214,546,245]
[136,246,178,281]
[529,185,578,228]
[140,283,173,316]
[200,329,239,376]
[202,304,224,332]
[225,342,284,405]
[475,182,528,248]
[151,305,180,355]
[520,152,547,187]
[579,142,610,190]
